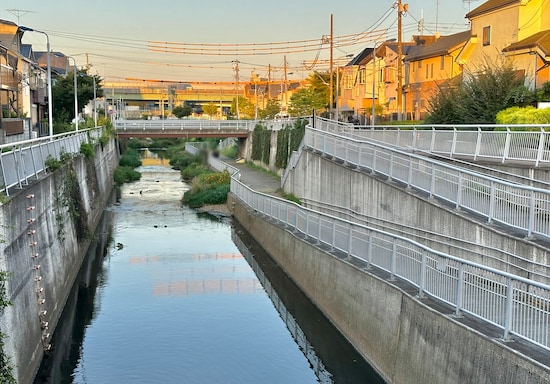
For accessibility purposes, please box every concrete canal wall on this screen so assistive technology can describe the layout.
[0,138,118,384]
[283,149,550,284]
[228,194,550,384]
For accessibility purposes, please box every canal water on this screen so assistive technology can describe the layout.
[34,159,384,384]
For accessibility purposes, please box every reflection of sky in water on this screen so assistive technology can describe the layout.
[72,165,319,384]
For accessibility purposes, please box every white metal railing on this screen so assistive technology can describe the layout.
[305,126,550,240]
[114,118,304,133]
[114,119,254,131]
[348,124,550,167]
[0,128,104,196]
[229,173,550,351]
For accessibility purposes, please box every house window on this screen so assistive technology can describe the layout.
[483,26,491,46]
[440,56,445,70]
[418,60,422,68]
[425,64,429,78]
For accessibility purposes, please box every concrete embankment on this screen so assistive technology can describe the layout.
[228,192,550,384]
[0,138,118,384]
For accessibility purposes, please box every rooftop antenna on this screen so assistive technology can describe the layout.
[462,0,479,12]
[6,8,35,25]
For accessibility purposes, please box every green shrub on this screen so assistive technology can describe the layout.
[119,149,142,168]
[183,184,230,208]
[113,166,141,185]
[45,155,62,171]
[495,106,550,126]
[80,142,95,159]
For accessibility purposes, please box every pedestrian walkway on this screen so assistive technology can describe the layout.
[224,159,281,196]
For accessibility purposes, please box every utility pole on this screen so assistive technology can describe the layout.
[233,60,240,119]
[397,1,407,121]
[283,56,288,113]
[329,14,334,119]
[267,64,271,102]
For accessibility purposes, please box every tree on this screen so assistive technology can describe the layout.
[426,59,535,125]
[289,87,327,117]
[259,99,281,119]
[231,96,254,119]
[172,105,193,118]
[51,69,102,133]
[202,102,219,118]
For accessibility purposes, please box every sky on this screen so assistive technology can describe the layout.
[3,0,478,83]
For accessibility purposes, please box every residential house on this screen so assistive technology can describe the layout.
[458,0,550,88]
[337,37,437,123]
[404,31,470,120]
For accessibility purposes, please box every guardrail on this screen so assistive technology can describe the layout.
[305,126,550,240]
[229,170,550,351]
[348,124,550,167]
[0,128,103,196]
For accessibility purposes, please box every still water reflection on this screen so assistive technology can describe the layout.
[34,161,384,384]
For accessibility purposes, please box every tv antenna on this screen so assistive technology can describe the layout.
[6,9,35,25]
[462,0,479,12]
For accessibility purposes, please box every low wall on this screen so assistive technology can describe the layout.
[229,193,550,384]
[0,138,118,384]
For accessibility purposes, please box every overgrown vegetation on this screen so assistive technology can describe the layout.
[114,147,142,186]
[183,170,231,208]
[275,119,306,168]
[426,59,535,126]
[0,271,15,384]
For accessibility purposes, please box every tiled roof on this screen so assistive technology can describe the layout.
[503,29,550,56]
[348,47,374,66]
[404,31,471,61]
[466,0,519,19]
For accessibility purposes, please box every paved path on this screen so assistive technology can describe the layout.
[224,159,281,196]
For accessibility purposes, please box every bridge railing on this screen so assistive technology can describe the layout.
[114,119,255,131]
[229,166,550,352]
[0,128,103,196]
[345,123,550,167]
[305,126,550,241]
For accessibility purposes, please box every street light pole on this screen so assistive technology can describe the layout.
[67,56,79,131]
[21,26,53,139]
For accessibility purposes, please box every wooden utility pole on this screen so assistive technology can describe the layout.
[329,14,334,119]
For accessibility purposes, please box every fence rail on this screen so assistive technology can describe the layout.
[228,171,550,352]
[348,124,550,167]
[0,128,103,196]
[304,123,550,241]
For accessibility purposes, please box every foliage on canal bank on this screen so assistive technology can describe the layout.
[252,119,306,169]
[0,271,16,384]
[114,148,142,186]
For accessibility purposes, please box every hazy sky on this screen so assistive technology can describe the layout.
[4,0,477,82]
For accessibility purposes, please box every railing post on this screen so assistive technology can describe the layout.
[367,232,373,269]
[390,240,397,281]
[488,180,495,224]
[527,189,536,238]
[456,172,463,210]
[474,127,482,161]
[503,127,511,163]
[450,128,457,158]
[503,276,514,341]
[536,128,545,167]
[454,263,464,318]
[417,250,427,298]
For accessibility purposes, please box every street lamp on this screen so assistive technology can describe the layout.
[371,39,396,128]
[66,55,79,131]
[20,26,53,139]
